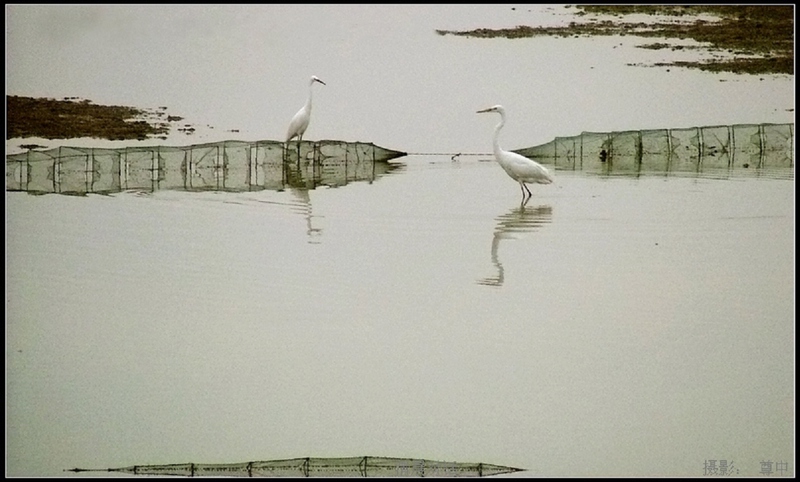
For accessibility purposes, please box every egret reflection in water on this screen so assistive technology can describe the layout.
[477,199,553,287]
[289,187,323,244]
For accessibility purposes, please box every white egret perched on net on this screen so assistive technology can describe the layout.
[285,75,326,161]
[477,105,553,201]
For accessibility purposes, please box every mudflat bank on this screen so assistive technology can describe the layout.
[437,5,793,76]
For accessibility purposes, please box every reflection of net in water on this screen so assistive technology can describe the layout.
[5,140,406,195]
[67,456,525,478]
[514,123,793,178]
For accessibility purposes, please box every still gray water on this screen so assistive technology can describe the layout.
[5,5,795,478]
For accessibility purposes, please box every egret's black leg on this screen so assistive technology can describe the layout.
[519,181,532,202]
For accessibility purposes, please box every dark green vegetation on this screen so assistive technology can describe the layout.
[6,95,181,141]
[436,5,794,75]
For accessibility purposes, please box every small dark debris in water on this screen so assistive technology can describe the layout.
[451,153,461,162]
[20,143,47,150]
[742,163,749,168]
[599,149,608,162]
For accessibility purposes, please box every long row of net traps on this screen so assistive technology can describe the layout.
[5,123,793,195]
[5,140,407,196]
[514,122,793,179]
[67,456,525,478]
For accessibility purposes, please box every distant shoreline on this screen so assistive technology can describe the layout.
[437,5,793,76]
[7,6,793,143]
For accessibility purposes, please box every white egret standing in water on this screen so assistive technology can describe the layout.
[285,75,326,161]
[477,105,553,201]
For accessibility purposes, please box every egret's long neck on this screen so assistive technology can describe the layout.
[492,112,506,158]
[305,83,314,113]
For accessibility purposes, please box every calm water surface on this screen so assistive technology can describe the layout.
[6,5,795,478]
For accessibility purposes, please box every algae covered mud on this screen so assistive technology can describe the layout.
[437,5,794,75]
[5,95,182,142]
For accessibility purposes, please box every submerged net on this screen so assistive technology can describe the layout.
[514,123,794,178]
[5,140,406,196]
[68,456,525,478]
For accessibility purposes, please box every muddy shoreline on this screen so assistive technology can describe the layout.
[5,95,183,144]
[438,5,793,76]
